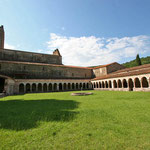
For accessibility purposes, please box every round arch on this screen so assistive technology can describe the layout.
[96,82,98,88]
[63,83,67,91]
[105,81,108,88]
[59,83,63,91]
[134,78,141,88]
[108,80,112,88]
[43,83,47,92]
[48,83,52,91]
[87,83,89,89]
[113,80,117,88]
[93,82,96,88]
[72,83,75,90]
[118,79,122,88]
[26,83,31,93]
[128,78,134,91]
[141,77,149,88]
[32,83,36,92]
[123,79,128,88]
[68,83,71,90]
[99,82,101,88]
[102,81,105,88]
[19,83,24,93]
[76,83,78,90]
[38,83,42,92]
[53,83,57,91]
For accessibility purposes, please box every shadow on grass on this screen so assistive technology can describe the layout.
[0,99,79,131]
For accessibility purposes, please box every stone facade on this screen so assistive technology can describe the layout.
[92,62,125,78]
[0,60,92,79]
[0,48,62,65]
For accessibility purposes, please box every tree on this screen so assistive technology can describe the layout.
[136,54,142,66]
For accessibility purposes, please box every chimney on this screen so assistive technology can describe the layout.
[0,25,4,49]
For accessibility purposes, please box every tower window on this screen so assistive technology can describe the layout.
[72,73,74,77]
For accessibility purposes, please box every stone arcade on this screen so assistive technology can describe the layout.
[0,25,150,95]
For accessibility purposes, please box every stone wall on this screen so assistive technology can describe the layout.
[93,67,107,77]
[0,61,93,79]
[93,63,126,78]
[107,63,125,74]
[0,49,62,65]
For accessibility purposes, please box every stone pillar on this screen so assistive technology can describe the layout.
[41,84,43,92]
[62,83,64,91]
[30,83,32,93]
[112,81,114,89]
[52,83,54,91]
[36,84,38,92]
[57,84,59,91]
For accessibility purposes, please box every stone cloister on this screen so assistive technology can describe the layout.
[15,79,92,94]
[92,74,150,91]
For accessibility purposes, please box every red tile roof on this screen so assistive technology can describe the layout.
[92,62,118,69]
[92,64,150,80]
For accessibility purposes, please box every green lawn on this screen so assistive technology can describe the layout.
[0,91,150,150]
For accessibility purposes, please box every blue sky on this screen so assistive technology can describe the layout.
[0,0,150,66]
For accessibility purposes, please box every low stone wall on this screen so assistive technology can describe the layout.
[133,88,150,92]
[94,87,150,92]
[94,88,129,91]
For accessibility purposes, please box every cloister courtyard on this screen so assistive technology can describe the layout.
[0,90,150,150]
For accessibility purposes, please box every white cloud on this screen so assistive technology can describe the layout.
[47,34,150,66]
[5,43,16,49]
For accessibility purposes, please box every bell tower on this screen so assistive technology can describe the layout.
[0,25,4,49]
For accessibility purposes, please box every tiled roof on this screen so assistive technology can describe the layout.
[92,62,118,69]
[92,64,150,80]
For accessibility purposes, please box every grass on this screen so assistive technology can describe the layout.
[0,91,150,150]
